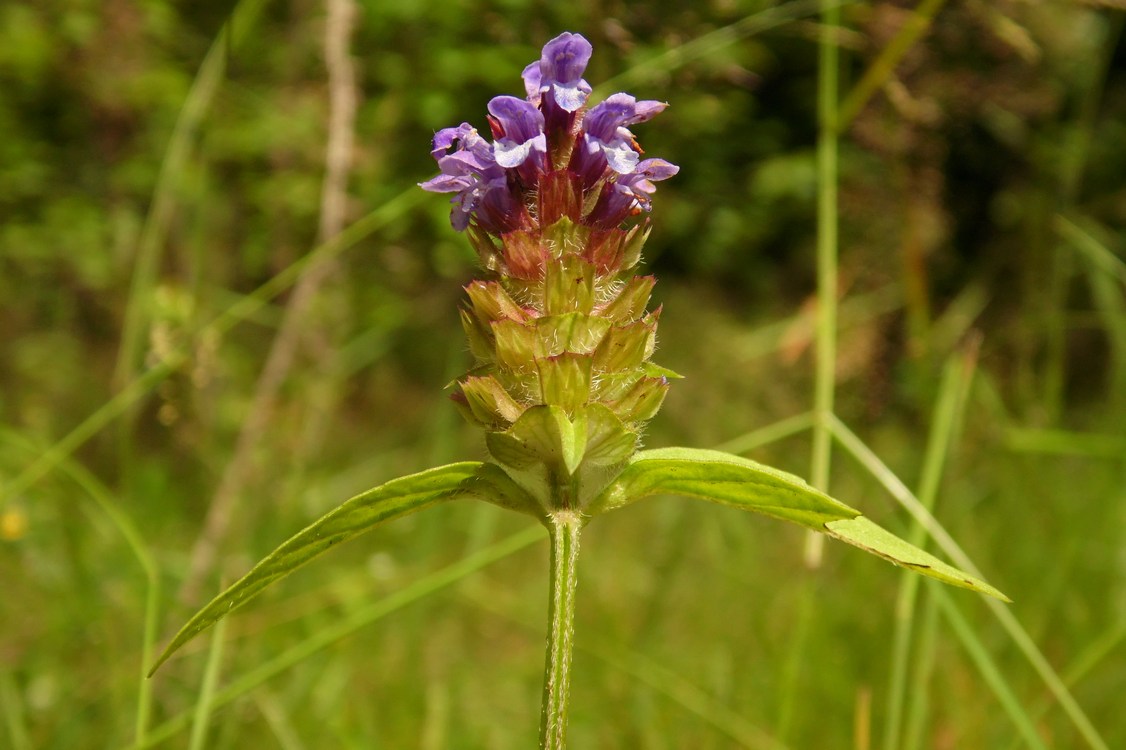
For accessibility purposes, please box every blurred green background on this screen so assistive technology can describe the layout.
[2,1,1124,748]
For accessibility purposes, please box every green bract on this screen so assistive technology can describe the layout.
[454,216,673,510]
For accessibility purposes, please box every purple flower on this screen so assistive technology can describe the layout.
[572,93,668,185]
[617,158,679,209]
[588,158,679,227]
[421,32,678,233]
[522,32,593,134]
[419,124,514,232]
[425,122,493,169]
[487,96,547,180]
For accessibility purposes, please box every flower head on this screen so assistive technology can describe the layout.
[420,32,680,495]
[421,32,676,235]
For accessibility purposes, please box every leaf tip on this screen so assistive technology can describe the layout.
[974,580,1012,603]
[146,649,172,678]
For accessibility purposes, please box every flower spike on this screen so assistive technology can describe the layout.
[420,32,679,510]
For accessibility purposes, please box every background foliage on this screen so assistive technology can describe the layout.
[1,1,1124,748]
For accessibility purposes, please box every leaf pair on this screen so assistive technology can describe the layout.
[150,447,1007,674]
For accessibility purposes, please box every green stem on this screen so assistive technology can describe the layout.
[805,0,840,569]
[883,345,977,750]
[539,510,583,750]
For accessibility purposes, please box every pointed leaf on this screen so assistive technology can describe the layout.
[467,224,502,270]
[593,311,659,371]
[590,447,1008,600]
[824,517,1010,600]
[460,309,494,363]
[486,430,542,470]
[588,447,858,526]
[459,375,524,427]
[501,229,547,280]
[584,227,628,272]
[555,409,587,476]
[591,369,637,401]
[621,222,650,270]
[611,376,669,423]
[537,172,583,225]
[150,462,536,674]
[643,362,684,380]
[541,217,587,260]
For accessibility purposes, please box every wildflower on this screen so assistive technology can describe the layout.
[421,31,678,235]
[522,31,593,118]
[587,158,680,227]
[420,32,679,511]
[486,95,547,179]
[156,35,1009,750]
[418,123,516,232]
[571,93,668,183]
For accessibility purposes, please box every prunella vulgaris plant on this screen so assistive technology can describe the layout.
[153,32,1007,750]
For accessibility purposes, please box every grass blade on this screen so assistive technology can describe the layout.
[0,429,161,746]
[113,0,271,392]
[931,586,1048,750]
[836,0,949,132]
[883,341,978,750]
[0,189,423,512]
[829,416,1109,750]
[464,589,791,750]
[0,669,32,750]
[187,615,228,750]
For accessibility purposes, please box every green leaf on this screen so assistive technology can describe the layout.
[150,462,537,675]
[824,517,1010,601]
[464,279,526,323]
[459,309,494,363]
[590,447,1008,600]
[621,223,650,269]
[493,318,537,370]
[588,447,858,527]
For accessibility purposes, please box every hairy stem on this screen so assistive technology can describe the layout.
[539,510,583,750]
